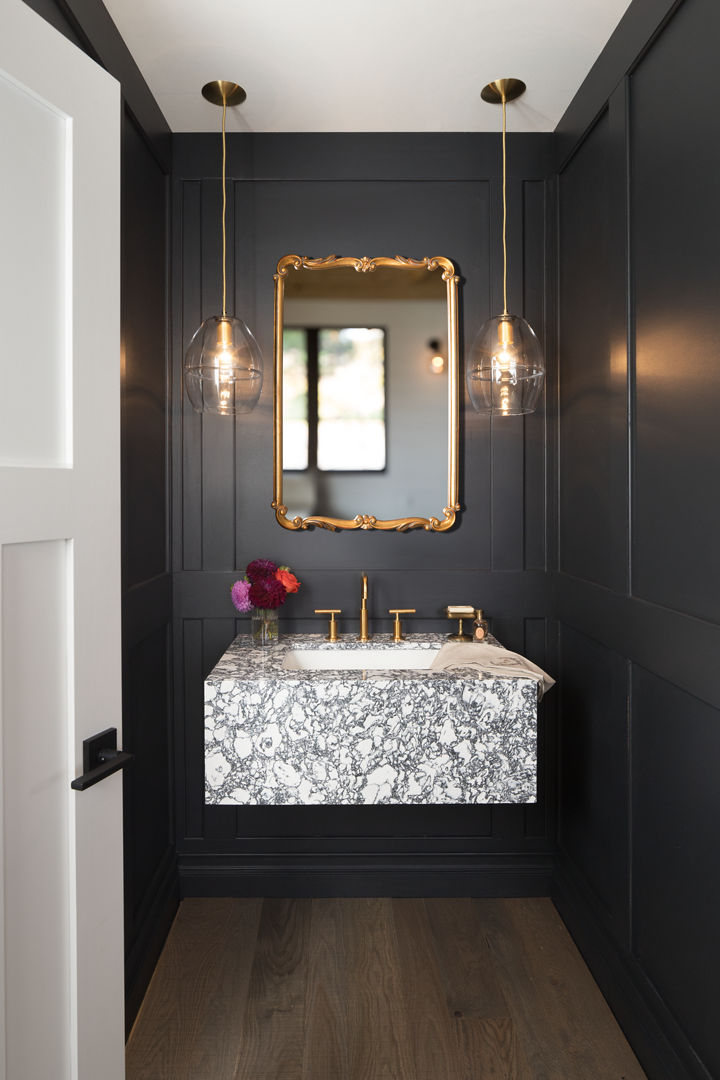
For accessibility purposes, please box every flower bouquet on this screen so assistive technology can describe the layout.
[231,558,301,645]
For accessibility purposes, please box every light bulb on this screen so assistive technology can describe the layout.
[185,315,263,415]
[466,314,544,416]
[427,338,446,375]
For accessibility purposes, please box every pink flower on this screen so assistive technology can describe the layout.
[249,577,287,609]
[276,567,300,594]
[231,579,252,613]
[246,558,278,582]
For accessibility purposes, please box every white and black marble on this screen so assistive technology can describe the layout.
[204,633,538,806]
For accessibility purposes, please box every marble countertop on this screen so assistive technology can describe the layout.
[207,632,471,684]
[204,632,539,807]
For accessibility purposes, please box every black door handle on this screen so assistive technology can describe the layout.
[71,727,133,791]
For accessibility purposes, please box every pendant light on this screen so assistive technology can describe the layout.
[184,81,263,416]
[466,78,544,417]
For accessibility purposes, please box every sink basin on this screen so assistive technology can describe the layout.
[282,647,439,671]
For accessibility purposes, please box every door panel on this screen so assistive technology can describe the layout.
[2,540,72,1077]
[0,1,123,1077]
[0,73,69,467]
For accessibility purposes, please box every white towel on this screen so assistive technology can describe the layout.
[429,642,555,700]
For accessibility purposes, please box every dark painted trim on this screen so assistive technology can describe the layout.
[554,855,713,1080]
[123,573,172,645]
[555,0,682,168]
[172,132,556,183]
[556,573,720,711]
[173,570,552,622]
[178,853,553,899]
[124,846,178,1035]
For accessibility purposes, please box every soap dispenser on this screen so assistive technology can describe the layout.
[473,609,490,642]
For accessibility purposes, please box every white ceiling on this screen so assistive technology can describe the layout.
[103,0,633,133]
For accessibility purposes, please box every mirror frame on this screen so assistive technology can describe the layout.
[272,254,461,532]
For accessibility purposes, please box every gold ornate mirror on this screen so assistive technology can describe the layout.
[272,255,461,532]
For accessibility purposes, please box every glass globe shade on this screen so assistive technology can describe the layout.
[184,315,263,415]
[466,313,544,416]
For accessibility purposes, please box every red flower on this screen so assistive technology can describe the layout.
[246,558,278,582]
[249,577,287,609]
[276,568,300,594]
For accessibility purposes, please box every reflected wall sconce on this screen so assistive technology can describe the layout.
[184,81,263,415]
[466,78,544,416]
[428,338,446,375]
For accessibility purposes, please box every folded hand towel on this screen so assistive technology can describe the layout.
[429,642,555,700]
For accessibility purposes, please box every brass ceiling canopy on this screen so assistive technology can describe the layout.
[480,78,526,105]
[201,80,247,107]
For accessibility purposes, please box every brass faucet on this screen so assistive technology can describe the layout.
[358,573,371,641]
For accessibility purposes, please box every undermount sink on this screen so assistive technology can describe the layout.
[282,647,439,671]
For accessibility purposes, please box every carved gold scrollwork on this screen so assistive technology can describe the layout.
[273,254,461,533]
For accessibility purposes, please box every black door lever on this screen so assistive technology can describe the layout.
[71,727,133,791]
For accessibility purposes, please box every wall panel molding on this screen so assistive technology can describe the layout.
[172,132,556,184]
[178,853,554,899]
[554,855,713,1080]
[174,569,552,622]
[555,0,682,169]
[556,4,720,1077]
[556,572,720,711]
[123,845,177,1037]
[123,572,172,646]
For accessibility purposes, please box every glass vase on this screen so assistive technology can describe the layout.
[251,607,279,646]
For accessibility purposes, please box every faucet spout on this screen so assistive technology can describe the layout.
[359,573,371,641]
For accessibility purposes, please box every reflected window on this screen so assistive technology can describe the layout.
[283,326,386,472]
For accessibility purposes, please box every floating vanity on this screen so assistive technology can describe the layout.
[204,633,539,806]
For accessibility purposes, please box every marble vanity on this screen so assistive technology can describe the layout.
[204,633,539,806]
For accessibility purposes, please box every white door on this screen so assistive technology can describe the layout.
[0,1,124,1078]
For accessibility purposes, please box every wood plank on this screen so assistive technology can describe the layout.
[424,897,509,1019]
[302,898,349,1080]
[127,897,647,1080]
[472,898,646,1079]
[455,1017,532,1080]
[126,899,261,1080]
[233,898,311,1080]
[391,898,462,1080]
[183,900,263,1076]
[342,897,414,1080]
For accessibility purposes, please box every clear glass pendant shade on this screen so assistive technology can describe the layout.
[466,313,544,416]
[184,315,263,416]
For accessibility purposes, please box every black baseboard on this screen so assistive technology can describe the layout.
[177,853,553,898]
[553,855,711,1080]
[125,848,179,1036]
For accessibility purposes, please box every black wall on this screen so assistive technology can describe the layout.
[171,133,558,896]
[120,115,175,1026]
[553,1,720,1078]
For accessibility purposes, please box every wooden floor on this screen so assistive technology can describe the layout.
[126,897,646,1080]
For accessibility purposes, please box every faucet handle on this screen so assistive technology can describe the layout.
[388,608,416,642]
[315,609,341,642]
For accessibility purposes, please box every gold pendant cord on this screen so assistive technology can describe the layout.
[502,91,508,317]
[221,97,227,318]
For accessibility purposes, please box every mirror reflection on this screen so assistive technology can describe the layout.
[283,325,387,473]
[273,256,460,532]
